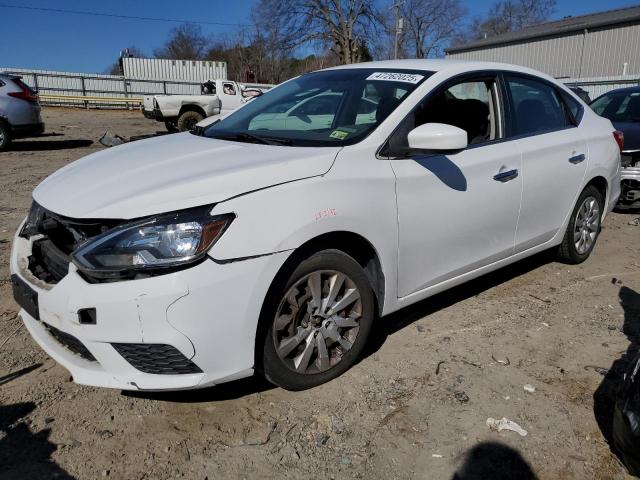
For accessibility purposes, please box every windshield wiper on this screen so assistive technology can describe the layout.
[214,132,292,146]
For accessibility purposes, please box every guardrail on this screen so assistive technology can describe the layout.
[39,94,144,108]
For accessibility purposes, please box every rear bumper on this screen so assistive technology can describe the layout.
[142,108,166,122]
[621,166,640,183]
[11,122,44,139]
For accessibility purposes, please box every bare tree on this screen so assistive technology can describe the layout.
[255,0,378,65]
[457,0,555,42]
[250,1,299,82]
[400,0,466,58]
[154,23,208,60]
[104,45,144,75]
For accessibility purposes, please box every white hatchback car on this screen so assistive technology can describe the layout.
[11,60,621,392]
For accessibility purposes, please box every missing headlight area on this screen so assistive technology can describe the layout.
[21,202,122,284]
[20,201,230,284]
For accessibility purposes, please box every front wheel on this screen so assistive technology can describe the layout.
[260,250,375,390]
[557,185,604,264]
[0,121,11,151]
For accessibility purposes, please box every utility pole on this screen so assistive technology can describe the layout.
[392,0,404,59]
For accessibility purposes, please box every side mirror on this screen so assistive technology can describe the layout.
[407,123,468,151]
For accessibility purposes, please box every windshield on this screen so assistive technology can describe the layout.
[202,68,432,147]
[591,90,640,122]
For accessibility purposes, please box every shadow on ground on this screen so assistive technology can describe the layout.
[364,249,557,357]
[452,441,537,479]
[593,286,640,470]
[0,363,42,387]
[6,139,93,151]
[0,401,75,479]
[124,374,275,403]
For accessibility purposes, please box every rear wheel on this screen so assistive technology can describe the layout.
[557,185,604,264]
[260,250,375,390]
[0,121,11,151]
[177,111,204,132]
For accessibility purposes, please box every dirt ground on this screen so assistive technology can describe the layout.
[1,107,639,480]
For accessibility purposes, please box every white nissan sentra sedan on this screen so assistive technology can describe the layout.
[11,60,621,391]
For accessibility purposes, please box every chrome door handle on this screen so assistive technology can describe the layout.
[569,153,585,164]
[493,169,519,182]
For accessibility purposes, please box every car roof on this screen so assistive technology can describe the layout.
[324,59,549,77]
[599,85,640,95]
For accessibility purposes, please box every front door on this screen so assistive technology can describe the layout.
[220,82,242,110]
[385,75,523,297]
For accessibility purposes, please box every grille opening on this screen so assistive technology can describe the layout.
[43,323,97,362]
[112,343,202,375]
[28,239,70,284]
[21,203,122,284]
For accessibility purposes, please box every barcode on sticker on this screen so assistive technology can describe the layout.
[366,72,424,84]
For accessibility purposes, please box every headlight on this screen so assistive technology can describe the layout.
[72,206,233,279]
[19,201,46,238]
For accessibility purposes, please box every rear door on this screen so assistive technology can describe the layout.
[503,74,588,252]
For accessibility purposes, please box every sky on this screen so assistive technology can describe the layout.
[0,0,638,73]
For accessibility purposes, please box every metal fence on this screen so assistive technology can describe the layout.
[0,67,272,108]
[559,74,640,99]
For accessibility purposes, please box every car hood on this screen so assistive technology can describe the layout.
[33,132,340,219]
[613,121,640,151]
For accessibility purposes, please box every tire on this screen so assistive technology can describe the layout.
[164,121,179,133]
[557,185,604,264]
[260,250,375,391]
[0,121,11,151]
[176,111,204,132]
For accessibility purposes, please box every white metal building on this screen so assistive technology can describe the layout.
[120,57,227,82]
[446,6,640,79]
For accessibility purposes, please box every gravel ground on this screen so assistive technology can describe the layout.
[1,107,639,480]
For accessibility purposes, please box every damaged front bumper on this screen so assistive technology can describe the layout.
[10,223,291,391]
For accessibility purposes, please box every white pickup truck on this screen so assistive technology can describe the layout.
[143,79,264,132]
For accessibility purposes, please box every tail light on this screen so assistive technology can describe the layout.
[613,130,624,153]
[8,78,39,102]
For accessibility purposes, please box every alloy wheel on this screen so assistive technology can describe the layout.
[573,195,600,255]
[272,270,362,375]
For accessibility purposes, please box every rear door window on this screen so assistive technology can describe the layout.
[506,76,571,136]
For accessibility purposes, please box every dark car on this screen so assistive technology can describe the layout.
[591,86,640,208]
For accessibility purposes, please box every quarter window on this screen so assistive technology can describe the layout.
[506,76,571,136]
[560,90,583,124]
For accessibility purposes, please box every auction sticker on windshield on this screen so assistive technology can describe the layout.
[366,72,424,84]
